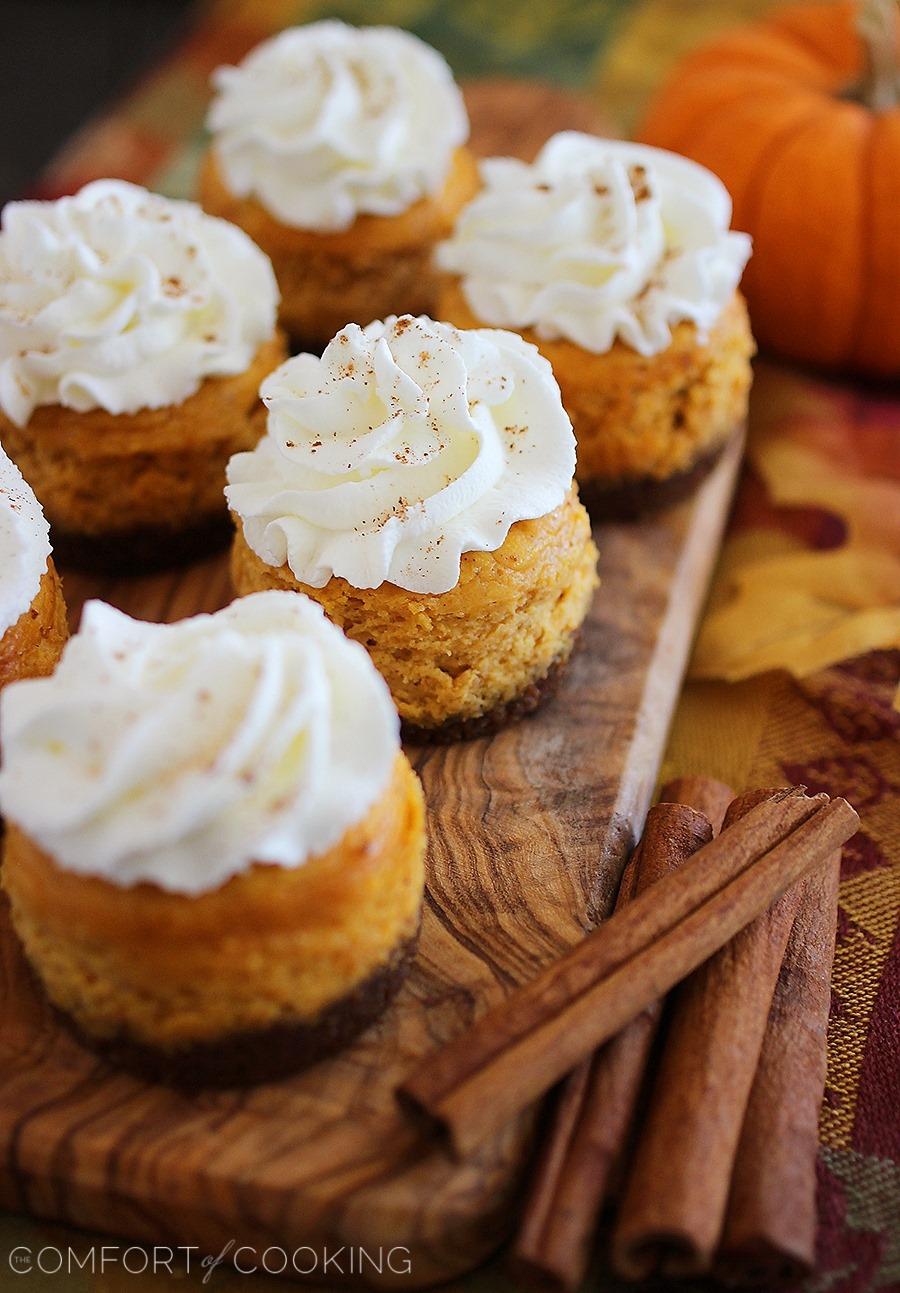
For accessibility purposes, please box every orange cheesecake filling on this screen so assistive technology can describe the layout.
[438,285,755,484]
[2,754,425,1048]
[231,488,599,731]
[0,563,68,691]
[0,333,286,539]
[200,148,481,345]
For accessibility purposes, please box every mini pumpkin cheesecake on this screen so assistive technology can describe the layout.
[0,446,67,691]
[0,180,285,573]
[200,21,478,347]
[437,133,755,518]
[0,593,425,1085]
[227,314,599,740]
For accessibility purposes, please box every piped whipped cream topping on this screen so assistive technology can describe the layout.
[0,593,399,894]
[437,133,752,357]
[0,447,51,637]
[226,314,576,595]
[207,21,469,232]
[0,180,278,427]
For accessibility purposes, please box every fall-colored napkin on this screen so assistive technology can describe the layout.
[692,362,900,684]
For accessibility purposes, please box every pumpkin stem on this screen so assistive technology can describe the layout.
[857,0,900,110]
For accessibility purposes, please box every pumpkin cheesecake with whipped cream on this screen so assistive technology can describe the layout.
[227,314,599,740]
[200,21,478,347]
[437,133,755,517]
[0,180,284,573]
[0,446,67,691]
[0,592,425,1085]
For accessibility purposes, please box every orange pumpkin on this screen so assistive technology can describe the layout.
[639,0,900,378]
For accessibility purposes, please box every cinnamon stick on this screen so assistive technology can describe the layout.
[512,779,733,1292]
[613,788,802,1279]
[397,790,859,1160]
[716,851,841,1283]
[659,775,735,834]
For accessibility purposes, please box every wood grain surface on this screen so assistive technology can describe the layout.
[0,83,743,1288]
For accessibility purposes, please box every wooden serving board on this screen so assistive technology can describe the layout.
[0,84,744,1289]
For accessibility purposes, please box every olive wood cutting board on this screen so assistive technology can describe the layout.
[0,81,745,1289]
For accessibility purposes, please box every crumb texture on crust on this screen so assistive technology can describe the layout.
[439,285,755,484]
[200,148,480,346]
[0,334,285,539]
[577,435,735,522]
[0,562,67,690]
[58,932,420,1089]
[231,489,599,731]
[2,754,425,1050]
[401,642,576,744]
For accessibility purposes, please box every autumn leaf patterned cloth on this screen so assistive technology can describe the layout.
[9,2,900,1292]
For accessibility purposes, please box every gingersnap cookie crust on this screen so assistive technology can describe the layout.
[50,927,420,1089]
[401,632,581,744]
[578,432,740,523]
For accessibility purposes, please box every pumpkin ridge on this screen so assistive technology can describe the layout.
[638,70,819,158]
[738,102,833,263]
[665,33,833,86]
[766,2,860,75]
[752,103,869,364]
[849,112,880,371]
[763,20,842,66]
[659,81,826,171]
[855,109,900,374]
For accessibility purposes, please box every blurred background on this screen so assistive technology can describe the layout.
[2,0,196,203]
[1,0,775,205]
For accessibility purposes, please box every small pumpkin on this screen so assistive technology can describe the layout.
[638,0,900,378]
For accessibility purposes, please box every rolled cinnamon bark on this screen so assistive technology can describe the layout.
[659,775,735,834]
[716,851,841,1283]
[612,789,801,1279]
[397,789,858,1160]
[512,779,733,1292]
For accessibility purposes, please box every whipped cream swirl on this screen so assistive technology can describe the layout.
[437,133,752,356]
[0,446,51,637]
[207,21,469,232]
[0,180,278,427]
[226,315,576,595]
[0,593,399,894]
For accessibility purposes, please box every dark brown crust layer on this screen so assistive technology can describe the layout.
[402,636,578,745]
[53,929,419,1089]
[578,436,733,523]
[53,513,232,576]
